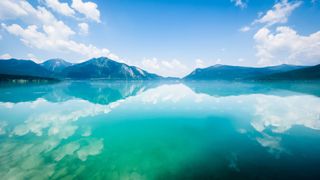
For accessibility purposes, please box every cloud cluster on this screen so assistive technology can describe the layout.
[253,0,301,26]
[241,0,320,66]
[139,58,213,78]
[43,0,100,22]
[254,26,320,65]
[44,0,75,17]
[140,58,191,78]
[71,0,101,23]
[0,0,115,62]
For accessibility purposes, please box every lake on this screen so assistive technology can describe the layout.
[0,80,320,180]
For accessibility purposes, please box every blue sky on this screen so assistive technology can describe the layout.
[0,0,320,77]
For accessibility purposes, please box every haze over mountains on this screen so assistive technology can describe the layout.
[0,57,319,81]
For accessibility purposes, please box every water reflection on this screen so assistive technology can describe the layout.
[0,80,160,104]
[0,81,320,179]
[184,82,320,155]
[0,81,160,179]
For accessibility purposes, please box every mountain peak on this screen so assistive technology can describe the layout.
[61,57,161,80]
[212,64,224,67]
[41,58,73,73]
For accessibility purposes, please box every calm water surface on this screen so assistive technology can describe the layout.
[0,81,320,180]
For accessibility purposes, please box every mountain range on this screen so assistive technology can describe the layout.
[0,57,319,81]
[184,64,320,80]
[0,57,161,80]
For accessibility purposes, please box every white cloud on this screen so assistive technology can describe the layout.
[71,0,100,23]
[0,53,12,59]
[253,0,301,26]
[231,0,247,9]
[78,22,89,35]
[140,58,191,78]
[0,0,73,36]
[195,59,206,68]
[0,1,118,62]
[108,53,120,61]
[44,0,75,17]
[2,23,115,62]
[0,0,28,19]
[254,26,320,65]
[239,26,250,32]
[27,53,41,63]
[141,58,160,70]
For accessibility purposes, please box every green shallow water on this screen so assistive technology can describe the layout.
[1,80,320,180]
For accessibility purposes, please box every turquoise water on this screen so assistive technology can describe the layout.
[1,81,320,179]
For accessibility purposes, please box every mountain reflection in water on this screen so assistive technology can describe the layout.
[0,80,320,179]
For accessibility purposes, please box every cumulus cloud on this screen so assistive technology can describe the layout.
[2,23,114,60]
[0,53,12,59]
[139,57,215,77]
[0,0,29,19]
[71,0,100,23]
[140,58,191,78]
[253,0,301,26]
[27,53,41,63]
[0,0,116,62]
[0,0,74,35]
[254,26,320,65]
[245,0,319,66]
[78,22,89,35]
[44,0,75,17]
[231,0,247,9]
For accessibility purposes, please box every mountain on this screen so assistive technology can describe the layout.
[0,57,162,80]
[258,64,320,80]
[41,58,73,73]
[61,57,161,80]
[184,64,306,80]
[0,59,53,78]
